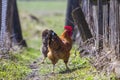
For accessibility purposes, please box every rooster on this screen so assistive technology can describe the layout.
[41,26,73,73]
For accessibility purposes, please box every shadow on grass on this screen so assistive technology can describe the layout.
[59,65,85,74]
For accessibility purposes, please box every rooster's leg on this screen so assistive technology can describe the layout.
[51,59,58,73]
[41,57,46,64]
[65,63,69,70]
[52,64,55,73]
[64,61,69,70]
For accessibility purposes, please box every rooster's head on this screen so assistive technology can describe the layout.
[64,26,73,37]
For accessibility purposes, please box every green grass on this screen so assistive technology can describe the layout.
[17,1,67,15]
[38,52,95,80]
[0,48,40,80]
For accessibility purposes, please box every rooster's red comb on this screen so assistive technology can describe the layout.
[64,26,73,31]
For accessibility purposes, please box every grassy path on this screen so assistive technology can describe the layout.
[24,48,95,80]
[25,58,42,80]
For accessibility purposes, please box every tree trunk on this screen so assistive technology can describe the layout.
[0,0,13,53]
[12,0,27,47]
[65,0,79,27]
[0,0,27,53]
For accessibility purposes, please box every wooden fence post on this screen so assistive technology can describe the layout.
[81,0,94,36]
[92,3,99,49]
[95,0,103,50]
[103,0,109,48]
[118,0,120,59]
[109,0,119,56]
[72,7,92,42]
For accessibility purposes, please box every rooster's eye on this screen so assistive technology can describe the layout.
[52,32,55,36]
